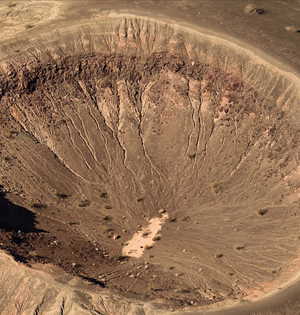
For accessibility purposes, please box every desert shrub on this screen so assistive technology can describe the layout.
[56,192,68,199]
[145,245,153,250]
[100,191,108,198]
[235,245,245,251]
[104,204,112,209]
[102,214,112,221]
[215,253,223,258]
[137,197,144,202]
[25,24,35,29]
[244,3,267,14]
[32,202,47,209]
[79,199,90,207]
[152,235,161,241]
[211,182,221,194]
[142,231,150,237]
[257,208,268,216]
[167,216,177,222]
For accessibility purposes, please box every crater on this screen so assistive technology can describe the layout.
[1,17,300,310]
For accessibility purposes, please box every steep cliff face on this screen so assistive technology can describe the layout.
[1,17,300,314]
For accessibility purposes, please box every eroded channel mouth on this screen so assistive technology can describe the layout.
[1,17,300,311]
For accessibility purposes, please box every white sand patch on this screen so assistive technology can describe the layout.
[123,213,168,258]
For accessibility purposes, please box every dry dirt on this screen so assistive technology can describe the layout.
[0,1,300,315]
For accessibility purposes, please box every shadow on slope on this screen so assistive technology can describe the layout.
[0,185,42,233]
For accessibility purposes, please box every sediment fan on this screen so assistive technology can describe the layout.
[1,17,300,314]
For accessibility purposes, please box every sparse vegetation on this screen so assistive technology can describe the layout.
[32,202,47,209]
[56,192,68,199]
[244,3,267,14]
[100,191,108,198]
[78,199,90,207]
[102,214,112,221]
[104,204,112,209]
[235,245,245,251]
[145,245,153,250]
[152,235,161,241]
[211,182,221,194]
[142,231,151,237]
[257,208,268,216]
[167,216,177,222]
[25,24,35,29]
[215,253,224,258]
[136,197,144,202]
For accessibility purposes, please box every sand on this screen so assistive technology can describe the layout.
[123,213,168,258]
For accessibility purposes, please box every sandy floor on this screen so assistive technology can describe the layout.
[123,213,167,258]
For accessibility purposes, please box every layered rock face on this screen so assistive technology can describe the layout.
[1,18,300,314]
